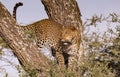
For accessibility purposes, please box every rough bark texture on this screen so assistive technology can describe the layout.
[0,2,50,77]
[0,0,83,76]
[42,0,84,69]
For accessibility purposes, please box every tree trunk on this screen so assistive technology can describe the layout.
[0,0,84,76]
[42,0,84,69]
[0,2,50,77]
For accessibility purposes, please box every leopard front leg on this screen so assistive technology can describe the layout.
[51,47,65,66]
[62,44,79,71]
[67,56,78,72]
[56,51,65,66]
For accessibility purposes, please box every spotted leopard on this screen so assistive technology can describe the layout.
[13,2,80,69]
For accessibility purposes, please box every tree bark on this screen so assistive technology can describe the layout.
[0,2,50,77]
[42,0,84,69]
[0,0,84,76]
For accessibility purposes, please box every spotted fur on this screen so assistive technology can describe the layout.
[13,2,80,69]
[13,2,23,20]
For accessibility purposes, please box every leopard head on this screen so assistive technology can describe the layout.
[61,26,80,55]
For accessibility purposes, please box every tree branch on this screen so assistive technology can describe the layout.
[0,2,49,76]
[42,0,84,68]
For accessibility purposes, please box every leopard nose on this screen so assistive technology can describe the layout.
[61,40,66,44]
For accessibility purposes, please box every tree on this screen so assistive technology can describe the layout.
[81,13,120,77]
[0,0,83,76]
[0,2,50,77]
[41,0,84,71]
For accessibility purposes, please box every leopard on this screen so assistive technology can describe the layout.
[13,2,81,69]
[61,26,81,70]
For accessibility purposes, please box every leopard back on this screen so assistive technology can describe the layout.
[34,19,62,49]
[13,2,80,68]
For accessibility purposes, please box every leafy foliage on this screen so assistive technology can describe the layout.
[80,13,120,77]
